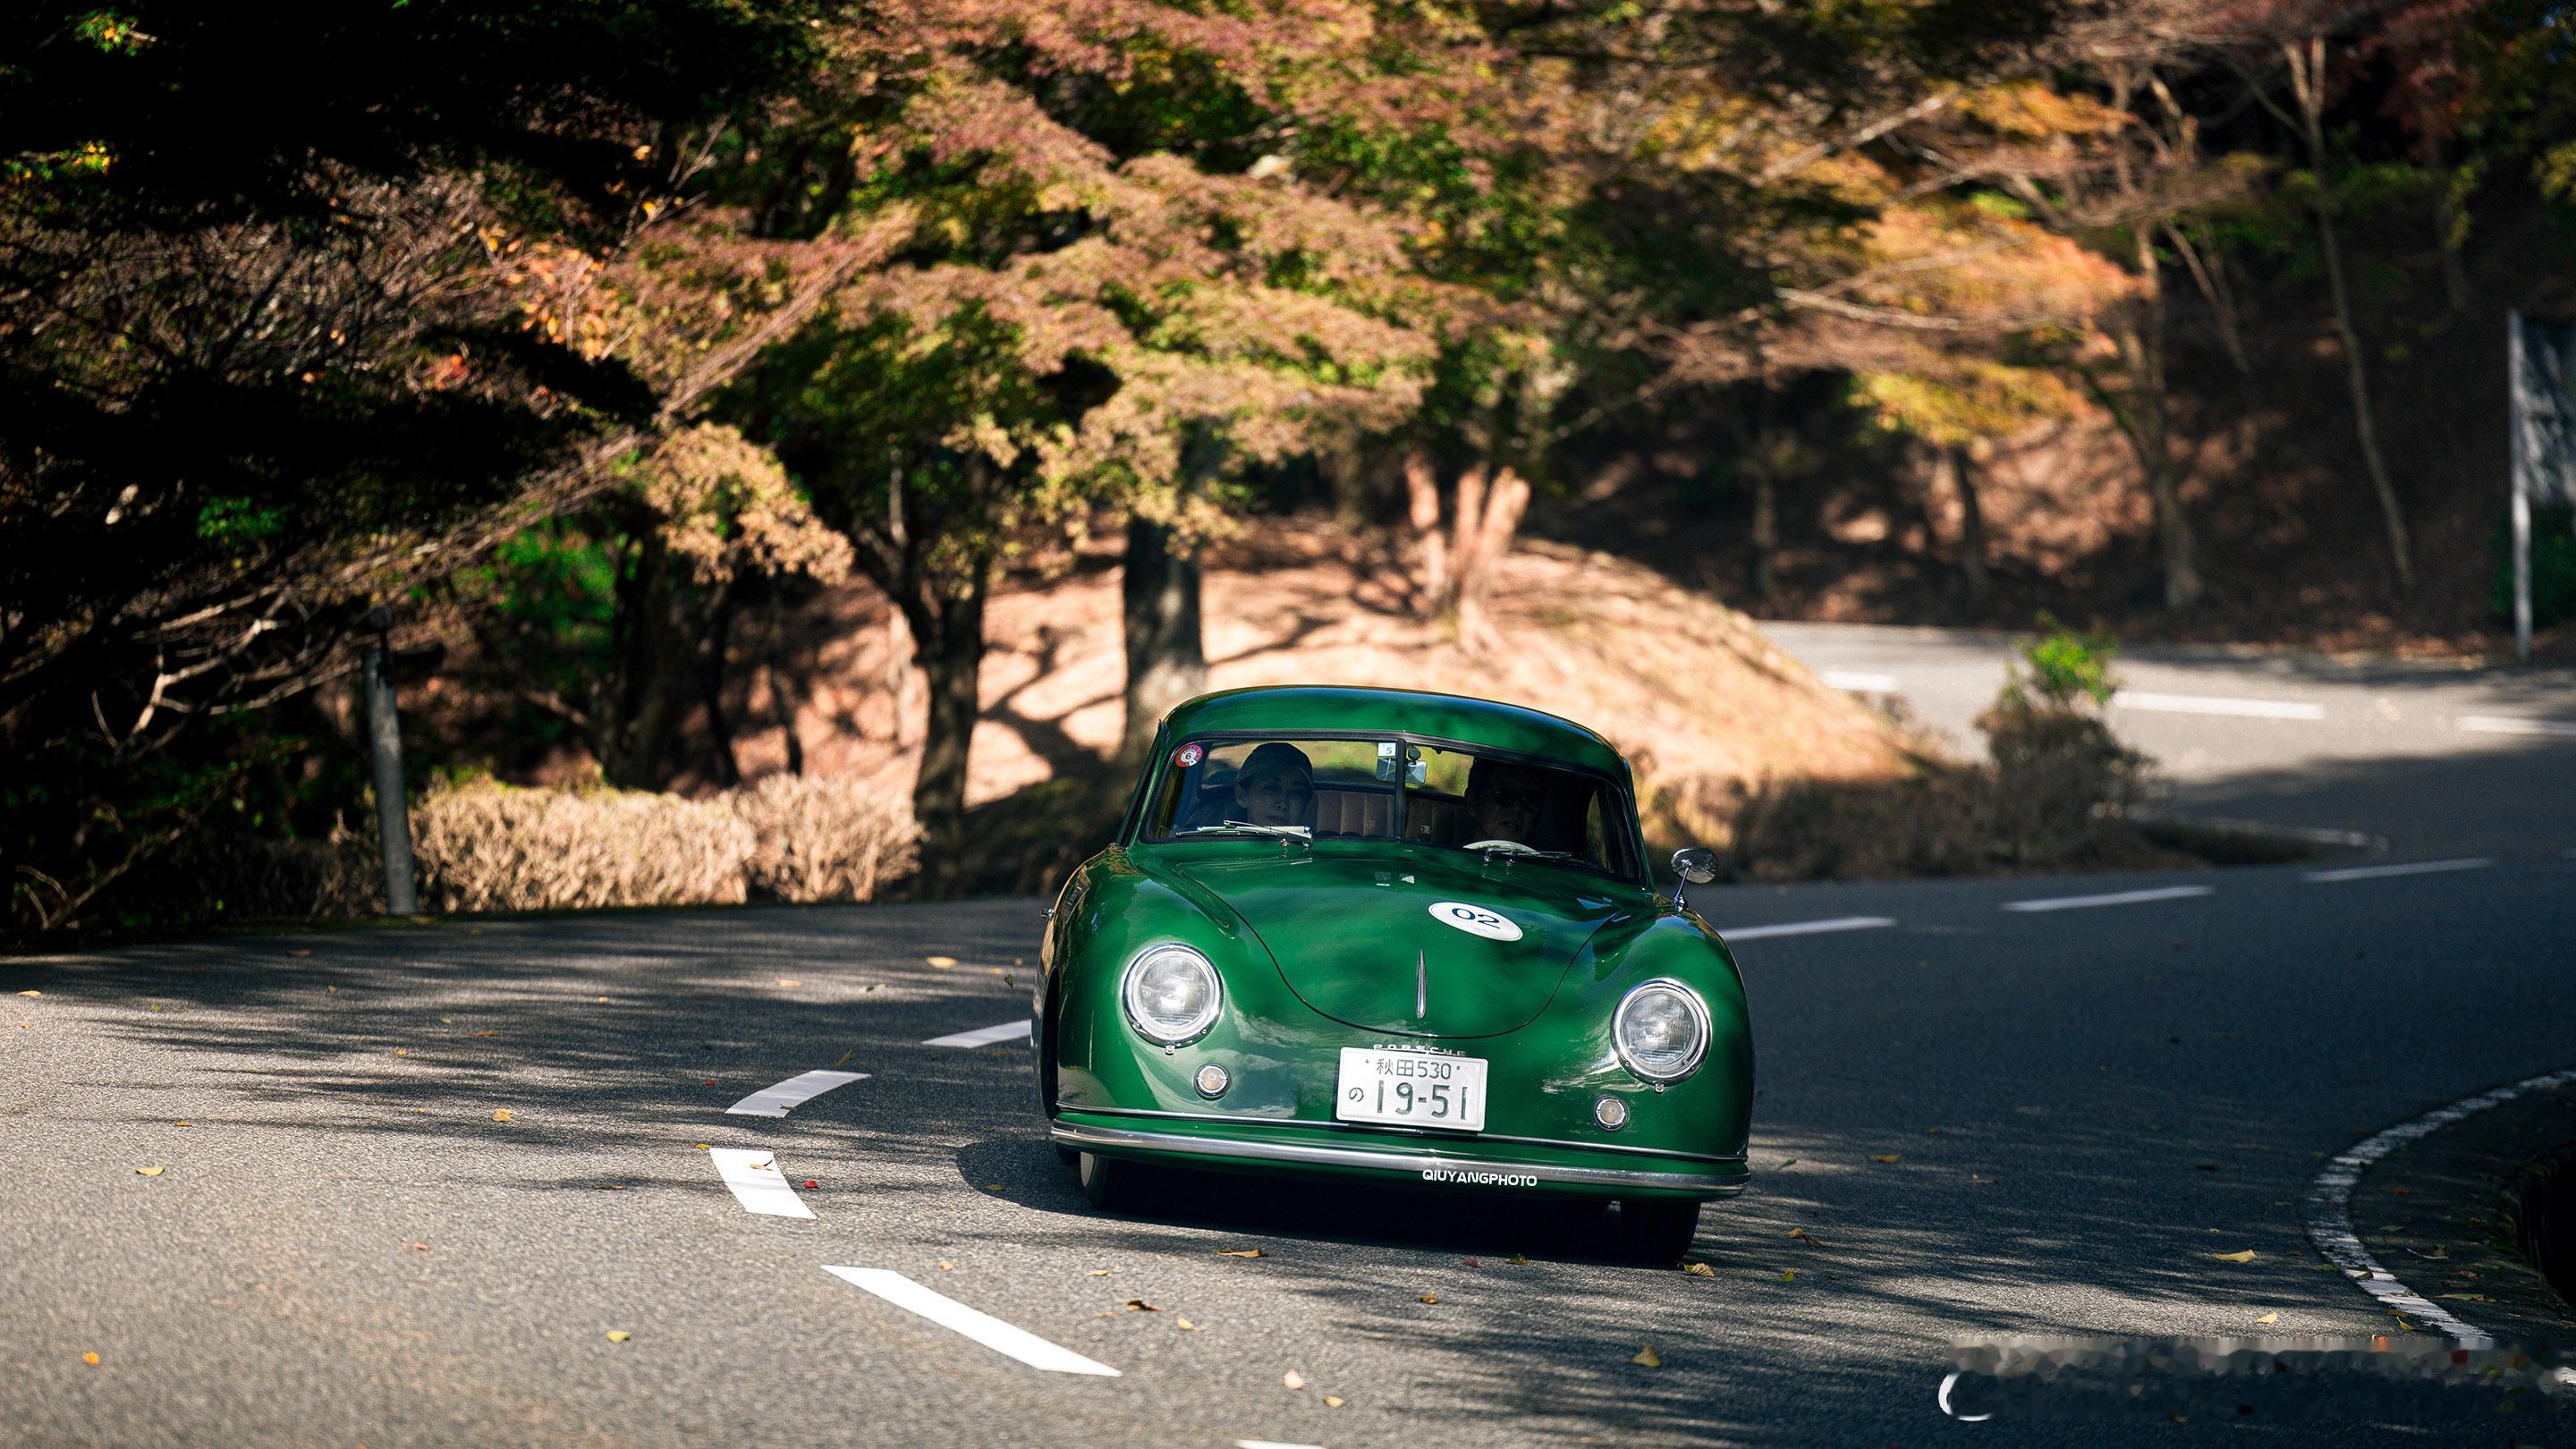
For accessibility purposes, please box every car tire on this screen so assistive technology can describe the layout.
[1055,1144,1080,1166]
[1078,1151,1148,1212]
[1612,1198,1700,1263]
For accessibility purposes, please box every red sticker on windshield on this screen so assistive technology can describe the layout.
[1175,742,1204,767]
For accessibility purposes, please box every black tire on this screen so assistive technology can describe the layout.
[1078,1151,1152,1212]
[1055,1144,1080,1167]
[1612,1198,1701,1264]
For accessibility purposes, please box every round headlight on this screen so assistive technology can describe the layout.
[1122,944,1221,1045]
[1612,979,1710,1083]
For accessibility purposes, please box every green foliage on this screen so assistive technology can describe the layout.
[2495,504,2576,631]
[2004,619,2119,711]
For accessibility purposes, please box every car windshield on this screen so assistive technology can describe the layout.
[1143,735,1636,877]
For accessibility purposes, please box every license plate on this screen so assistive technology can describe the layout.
[1335,1048,1487,1131]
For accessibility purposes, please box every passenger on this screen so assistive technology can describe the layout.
[1231,741,1316,829]
[1462,758,1548,846]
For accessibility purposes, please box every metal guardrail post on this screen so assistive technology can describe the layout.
[360,606,419,915]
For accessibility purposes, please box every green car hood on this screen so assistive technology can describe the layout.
[1162,851,1640,1039]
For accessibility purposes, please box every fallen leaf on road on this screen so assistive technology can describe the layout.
[1774,1158,1797,1170]
[1682,1261,1716,1278]
[606,1331,631,1343]
[1283,1370,1307,1390]
[834,1050,853,1067]
[471,1030,495,1038]
[16,989,38,997]
[2210,1250,2257,1263]
[1417,1293,1438,1304]
[393,1047,405,1055]
[1923,1126,1943,1135]
[82,1352,98,1366]
[1323,1395,1345,1408]
[1970,1174,1998,1184]
[1869,1154,1902,1164]
[1507,1254,1530,1265]
[702,1080,716,1086]
[983,1182,1004,1192]
[2406,1247,2450,1259]
[1216,1249,1264,1258]
[1176,1317,1199,1331]
[135,1166,163,1176]
[1124,1299,1160,1312]
[927,955,958,969]
[1780,1269,1796,1283]
[491,1109,513,1123]
[775,979,801,987]
[804,1180,818,1190]
[1787,1226,1828,1248]
[1631,1346,1662,1368]
[1462,1257,1481,1268]
[409,1241,429,1251]
[938,1260,954,1271]
[174,1121,191,1128]
[1087,1269,1113,1277]
[2256,1312,2279,1326]
[2390,1186,2413,1196]
[2436,1293,2494,1302]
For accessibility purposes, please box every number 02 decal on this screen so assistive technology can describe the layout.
[1428,901,1523,942]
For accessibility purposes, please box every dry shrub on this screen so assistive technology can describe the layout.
[730,773,919,902]
[1977,693,2146,863]
[141,828,383,924]
[412,778,755,912]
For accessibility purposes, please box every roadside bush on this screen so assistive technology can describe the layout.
[1976,624,2144,862]
[411,778,756,913]
[730,773,919,903]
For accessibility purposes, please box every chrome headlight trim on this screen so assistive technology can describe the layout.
[1120,943,1222,1046]
[1612,978,1711,1083]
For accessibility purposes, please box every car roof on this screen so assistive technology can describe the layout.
[1161,686,1629,779]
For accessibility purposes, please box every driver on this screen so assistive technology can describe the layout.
[1231,741,1315,829]
[1463,758,1548,846]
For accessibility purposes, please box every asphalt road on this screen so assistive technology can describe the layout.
[9,845,2576,1446]
[1762,620,2576,856]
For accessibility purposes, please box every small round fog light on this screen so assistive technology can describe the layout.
[1194,1063,1231,1098]
[1593,1095,1630,1131]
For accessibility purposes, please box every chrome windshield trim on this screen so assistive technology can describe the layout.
[1057,1103,1746,1165]
[1049,1121,1749,1195]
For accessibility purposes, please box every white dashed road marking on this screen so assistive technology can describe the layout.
[708,1148,816,1219]
[725,1069,868,1117]
[2002,885,2213,913]
[2456,715,2576,739]
[2304,857,2496,884]
[1717,916,1896,942]
[2112,691,2325,720]
[824,1267,1121,1376]
[1819,670,1901,692]
[2304,1066,2576,1347]
[925,1020,1031,1048]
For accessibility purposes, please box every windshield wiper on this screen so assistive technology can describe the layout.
[1184,820,1314,845]
[1470,843,1577,863]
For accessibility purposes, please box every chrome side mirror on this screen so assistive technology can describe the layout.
[1670,846,1717,912]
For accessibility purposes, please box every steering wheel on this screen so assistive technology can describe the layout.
[1462,838,1538,854]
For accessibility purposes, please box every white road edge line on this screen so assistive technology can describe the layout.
[1819,670,1901,692]
[824,1266,1120,1376]
[708,1148,815,1219]
[2303,857,2496,884]
[925,1020,1031,1049]
[2457,715,2576,739]
[2002,885,2213,913]
[1717,916,1896,942]
[2113,691,2326,720]
[726,1069,868,1117]
[2303,1066,2576,1348]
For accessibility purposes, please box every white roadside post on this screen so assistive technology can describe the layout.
[361,606,419,915]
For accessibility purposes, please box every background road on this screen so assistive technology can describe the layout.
[1764,621,2576,856]
[8,846,2575,1445]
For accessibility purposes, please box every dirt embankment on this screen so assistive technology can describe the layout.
[737,523,1917,834]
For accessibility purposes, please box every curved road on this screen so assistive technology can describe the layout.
[8,847,2575,1445]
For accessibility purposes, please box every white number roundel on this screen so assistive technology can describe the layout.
[1428,901,1522,942]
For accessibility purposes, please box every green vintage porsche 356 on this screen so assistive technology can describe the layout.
[1033,684,1752,1261]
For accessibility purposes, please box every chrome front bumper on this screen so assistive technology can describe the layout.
[1049,1119,1748,1196]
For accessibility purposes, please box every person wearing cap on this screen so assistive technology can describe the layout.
[1463,757,1549,846]
[1231,741,1316,829]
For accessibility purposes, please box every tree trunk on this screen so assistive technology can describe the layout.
[907,571,987,898]
[2289,36,2413,594]
[1943,445,1991,609]
[1452,466,1530,651]
[1402,449,1448,616]
[1120,515,1207,758]
[2122,229,2199,609]
[1749,465,1778,599]
[699,583,743,787]
[2428,131,2471,316]
[602,529,698,789]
